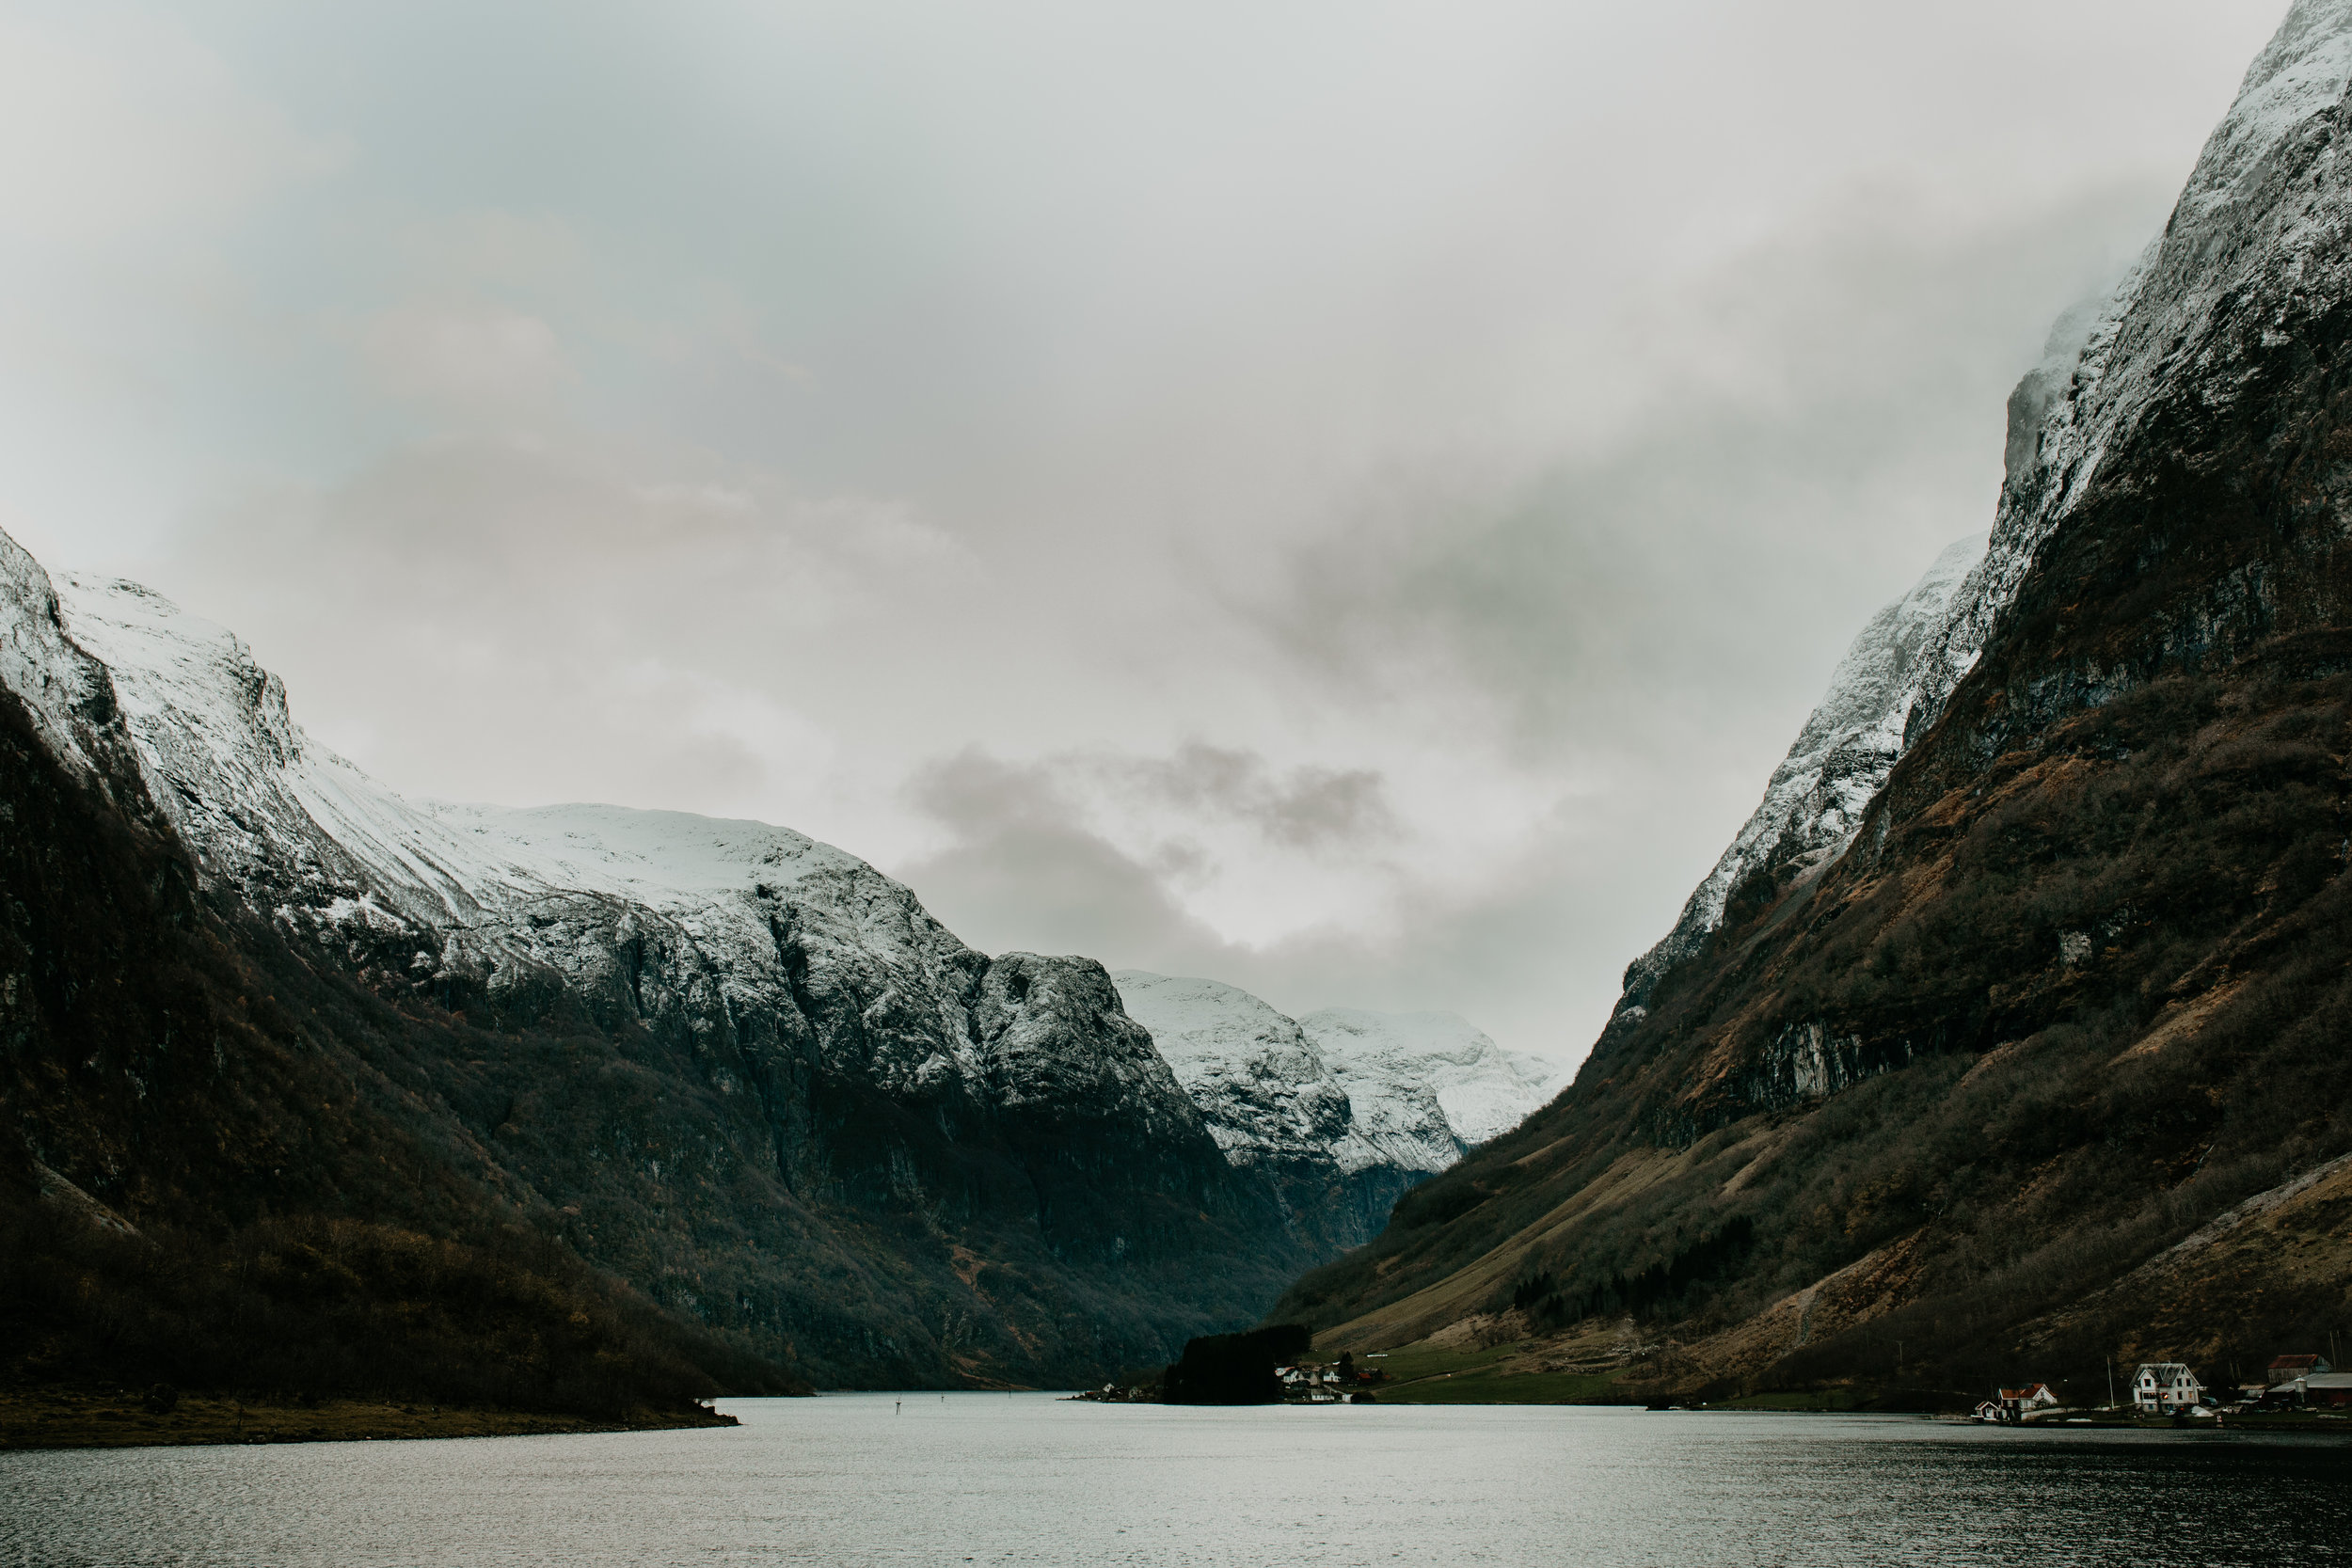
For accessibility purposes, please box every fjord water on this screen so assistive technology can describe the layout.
[6,1396,2347,1566]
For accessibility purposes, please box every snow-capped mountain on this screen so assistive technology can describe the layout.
[1901,0,2352,752]
[6,529,1551,1376]
[52,570,1203,1136]
[1114,971,1561,1249]
[1281,1,2352,1383]
[1,537,1329,1384]
[1616,1,2352,1027]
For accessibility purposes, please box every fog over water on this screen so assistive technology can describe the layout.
[0,1,2296,1063]
[6,1396,2349,1566]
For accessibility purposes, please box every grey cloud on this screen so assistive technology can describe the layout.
[1258,182,2170,758]
[1106,743,1397,853]
[894,744,1620,1060]
[5,2,2292,1069]
[899,749,1240,963]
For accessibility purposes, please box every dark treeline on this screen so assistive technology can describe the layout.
[1161,1323,1311,1404]
[1510,1216,1757,1329]
[0,1192,796,1416]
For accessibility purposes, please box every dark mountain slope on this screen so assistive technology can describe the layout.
[1272,1,2352,1404]
[0,673,795,1420]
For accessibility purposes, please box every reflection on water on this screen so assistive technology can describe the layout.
[5,1396,2349,1566]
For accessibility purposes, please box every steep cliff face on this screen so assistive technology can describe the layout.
[1112,973,1560,1252]
[1273,0,2352,1404]
[7,545,1309,1388]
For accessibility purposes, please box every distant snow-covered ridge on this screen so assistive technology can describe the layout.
[1114,970,1564,1246]
[1297,1006,1560,1148]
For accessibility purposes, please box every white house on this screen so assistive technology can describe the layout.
[1999,1384,2060,1418]
[2133,1363,2203,1413]
[1276,1365,1342,1401]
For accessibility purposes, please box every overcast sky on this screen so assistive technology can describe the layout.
[0,0,2291,1064]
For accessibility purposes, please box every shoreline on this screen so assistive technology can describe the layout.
[0,1388,740,1452]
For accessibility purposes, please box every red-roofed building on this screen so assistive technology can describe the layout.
[2267,1354,2332,1386]
[1998,1384,2060,1418]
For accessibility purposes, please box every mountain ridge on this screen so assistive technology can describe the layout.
[1270,0,2352,1406]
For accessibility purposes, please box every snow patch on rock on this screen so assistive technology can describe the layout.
[0,536,148,807]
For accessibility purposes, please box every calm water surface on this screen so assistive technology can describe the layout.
[5,1395,2349,1566]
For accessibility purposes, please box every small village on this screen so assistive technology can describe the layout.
[1073,1351,1392,1405]
[1271,1353,1387,1404]
[1971,1354,2351,1424]
[1073,1346,2352,1420]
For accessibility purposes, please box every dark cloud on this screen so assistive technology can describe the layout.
[898,749,1240,964]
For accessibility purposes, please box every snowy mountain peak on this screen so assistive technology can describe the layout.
[0,537,148,809]
[1110,973,1353,1164]
[27,546,1533,1248]
[46,564,1180,1117]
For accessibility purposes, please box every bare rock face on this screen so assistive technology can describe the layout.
[7,551,1306,1386]
[1114,971,1562,1252]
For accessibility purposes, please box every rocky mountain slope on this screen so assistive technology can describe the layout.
[1111,973,1561,1251]
[1273,0,2352,1407]
[6,536,1334,1390]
